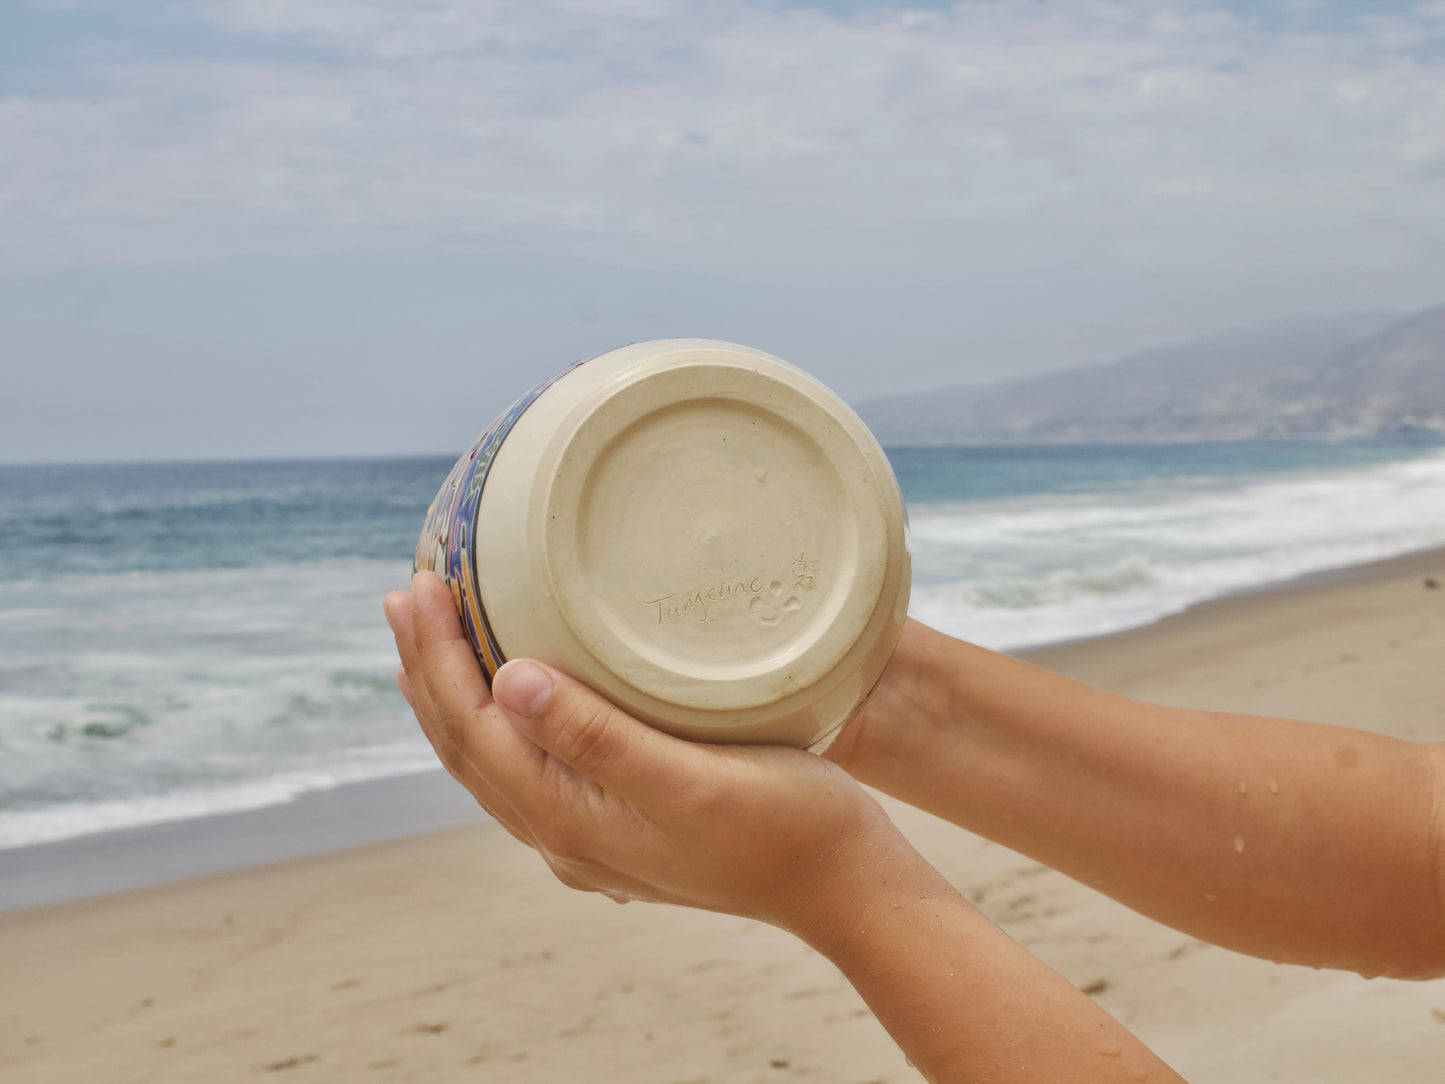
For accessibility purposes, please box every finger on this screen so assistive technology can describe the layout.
[384,590,423,690]
[385,589,441,732]
[481,803,539,848]
[408,572,549,801]
[409,572,500,723]
[490,658,706,809]
[386,584,536,845]
[396,665,415,709]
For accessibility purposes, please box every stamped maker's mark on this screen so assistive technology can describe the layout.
[644,553,821,626]
[747,580,801,626]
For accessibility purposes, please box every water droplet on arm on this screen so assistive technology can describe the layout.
[1238,780,1248,795]
[1234,835,1246,854]
[1269,778,1280,795]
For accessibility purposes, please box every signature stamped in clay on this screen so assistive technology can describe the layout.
[644,554,821,625]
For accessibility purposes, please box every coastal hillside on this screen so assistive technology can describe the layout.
[857,305,1445,444]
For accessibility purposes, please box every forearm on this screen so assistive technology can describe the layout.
[796,852,1185,1083]
[832,621,1445,978]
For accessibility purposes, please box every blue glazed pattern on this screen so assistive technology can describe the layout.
[414,356,590,682]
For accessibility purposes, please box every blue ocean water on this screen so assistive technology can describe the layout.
[2,440,1443,850]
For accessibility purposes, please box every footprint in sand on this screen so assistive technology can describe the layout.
[263,1054,319,1072]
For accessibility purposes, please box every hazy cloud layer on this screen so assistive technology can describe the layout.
[4,1,1445,461]
[6,0,1445,276]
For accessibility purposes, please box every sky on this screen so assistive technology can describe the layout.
[2,0,1445,463]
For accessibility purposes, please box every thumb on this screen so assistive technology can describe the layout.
[491,659,697,801]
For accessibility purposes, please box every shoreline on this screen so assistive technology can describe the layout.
[0,769,483,914]
[1017,542,1445,657]
[3,543,1442,1082]
[3,543,1442,916]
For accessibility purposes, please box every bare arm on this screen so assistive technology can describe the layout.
[386,574,1186,1083]
[801,870,1184,1083]
[828,620,1445,980]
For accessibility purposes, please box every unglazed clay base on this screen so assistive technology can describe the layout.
[465,340,909,747]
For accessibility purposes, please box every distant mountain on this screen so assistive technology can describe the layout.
[856,307,1445,444]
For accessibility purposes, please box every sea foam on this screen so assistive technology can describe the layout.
[1,445,1441,851]
[906,446,1445,649]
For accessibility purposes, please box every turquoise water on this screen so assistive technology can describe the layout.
[0,457,443,581]
[1,438,1442,850]
[887,439,1442,503]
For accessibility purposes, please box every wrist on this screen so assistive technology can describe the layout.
[780,818,966,962]
[826,619,958,787]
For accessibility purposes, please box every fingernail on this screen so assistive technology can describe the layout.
[494,660,554,717]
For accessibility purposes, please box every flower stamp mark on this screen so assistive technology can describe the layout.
[748,580,802,626]
[642,554,821,626]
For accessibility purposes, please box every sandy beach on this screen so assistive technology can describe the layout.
[2,550,1443,1083]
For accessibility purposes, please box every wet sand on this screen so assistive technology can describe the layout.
[0,769,483,914]
[2,549,1443,1082]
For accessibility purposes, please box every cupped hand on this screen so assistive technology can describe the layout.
[819,617,941,780]
[383,571,922,941]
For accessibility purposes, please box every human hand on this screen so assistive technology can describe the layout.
[383,578,1193,1082]
[821,618,943,779]
[382,571,928,942]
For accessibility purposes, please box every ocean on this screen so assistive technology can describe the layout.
[2,440,1443,853]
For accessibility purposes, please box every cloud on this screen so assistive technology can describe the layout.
[3,0,1445,281]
